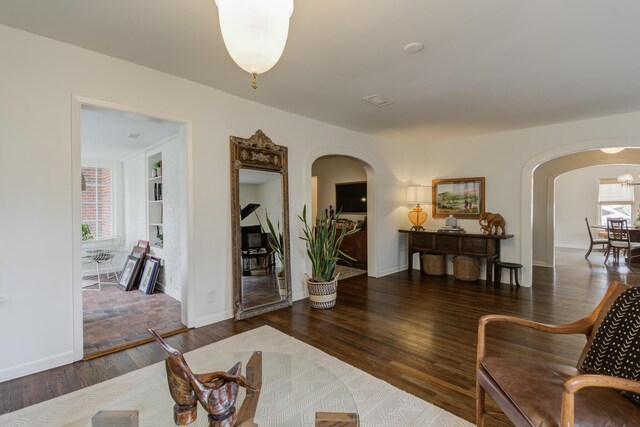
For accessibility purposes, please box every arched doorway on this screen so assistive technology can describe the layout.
[533,150,640,268]
[304,147,378,277]
[521,138,640,286]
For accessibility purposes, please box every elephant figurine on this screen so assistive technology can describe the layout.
[479,212,506,236]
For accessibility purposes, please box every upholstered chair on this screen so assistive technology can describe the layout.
[476,281,640,427]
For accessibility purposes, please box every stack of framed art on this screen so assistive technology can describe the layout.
[117,240,160,294]
[138,257,160,294]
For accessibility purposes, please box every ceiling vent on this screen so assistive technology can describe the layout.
[127,133,144,140]
[362,94,392,107]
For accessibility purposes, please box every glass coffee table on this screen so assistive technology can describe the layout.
[93,351,358,427]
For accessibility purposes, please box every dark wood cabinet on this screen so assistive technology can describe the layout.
[338,230,367,269]
[398,229,513,285]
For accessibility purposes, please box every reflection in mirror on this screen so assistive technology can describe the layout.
[230,130,292,320]
[239,169,284,309]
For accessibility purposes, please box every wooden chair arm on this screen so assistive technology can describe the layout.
[476,314,593,368]
[560,375,640,427]
[564,374,640,394]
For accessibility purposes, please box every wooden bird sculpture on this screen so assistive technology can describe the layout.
[148,329,258,427]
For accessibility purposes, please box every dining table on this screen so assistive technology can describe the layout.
[591,224,640,241]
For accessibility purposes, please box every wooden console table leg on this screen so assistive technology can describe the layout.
[407,236,413,274]
[315,412,360,427]
[236,351,262,427]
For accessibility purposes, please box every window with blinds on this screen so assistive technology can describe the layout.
[81,167,114,238]
[598,178,633,225]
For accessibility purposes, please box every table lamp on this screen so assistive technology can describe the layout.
[406,185,431,231]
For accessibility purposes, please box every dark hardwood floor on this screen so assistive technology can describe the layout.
[2,248,639,425]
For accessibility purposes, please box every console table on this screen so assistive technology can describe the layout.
[399,229,514,285]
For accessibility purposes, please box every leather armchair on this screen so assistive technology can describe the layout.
[476,281,640,427]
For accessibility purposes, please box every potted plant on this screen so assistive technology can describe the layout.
[265,213,287,297]
[153,160,162,177]
[299,205,359,309]
[81,224,93,241]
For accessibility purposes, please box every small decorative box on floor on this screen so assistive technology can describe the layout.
[92,410,139,427]
[453,256,480,281]
[422,254,445,276]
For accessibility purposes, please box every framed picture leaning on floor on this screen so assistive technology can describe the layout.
[118,255,142,291]
[138,256,160,294]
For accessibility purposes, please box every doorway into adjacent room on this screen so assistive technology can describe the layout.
[79,104,189,359]
[311,155,369,279]
[531,148,640,282]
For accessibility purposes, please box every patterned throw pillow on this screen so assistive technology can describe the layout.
[581,286,640,406]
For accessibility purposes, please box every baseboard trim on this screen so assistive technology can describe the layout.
[0,351,74,383]
[154,282,181,302]
[378,265,408,277]
[532,261,553,268]
[193,310,234,328]
[555,244,588,250]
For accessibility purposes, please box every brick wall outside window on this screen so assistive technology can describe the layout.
[82,167,113,238]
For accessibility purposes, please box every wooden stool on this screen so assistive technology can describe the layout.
[494,262,522,288]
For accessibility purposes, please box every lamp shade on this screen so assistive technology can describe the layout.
[406,185,431,204]
[216,0,294,75]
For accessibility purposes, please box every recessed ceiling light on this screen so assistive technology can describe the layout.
[362,94,392,107]
[404,42,424,53]
[127,133,144,140]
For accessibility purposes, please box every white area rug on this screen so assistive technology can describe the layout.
[0,326,472,426]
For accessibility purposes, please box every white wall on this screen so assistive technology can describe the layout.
[312,156,367,221]
[0,25,405,381]
[239,184,260,227]
[123,153,147,250]
[555,165,640,249]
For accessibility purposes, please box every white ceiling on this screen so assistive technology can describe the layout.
[81,105,181,160]
[4,1,640,142]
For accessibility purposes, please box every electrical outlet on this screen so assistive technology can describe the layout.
[207,291,216,304]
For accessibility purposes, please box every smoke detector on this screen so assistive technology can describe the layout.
[362,94,392,107]
[127,132,144,140]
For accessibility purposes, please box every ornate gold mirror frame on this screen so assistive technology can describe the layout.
[230,130,292,320]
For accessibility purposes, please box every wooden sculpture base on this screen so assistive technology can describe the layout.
[208,408,236,427]
[174,403,197,425]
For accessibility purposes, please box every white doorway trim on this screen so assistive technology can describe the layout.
[304,146,380,278]
[520,137,640,287]
[71,95,195,361]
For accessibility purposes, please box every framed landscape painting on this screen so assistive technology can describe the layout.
[432,177,485,219]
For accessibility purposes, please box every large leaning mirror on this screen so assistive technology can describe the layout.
[230,130,292,320]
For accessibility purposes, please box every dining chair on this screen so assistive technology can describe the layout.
[584,217,608,259]
[604,218,640,264]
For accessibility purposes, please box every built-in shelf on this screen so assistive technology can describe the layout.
[148,152,164,250]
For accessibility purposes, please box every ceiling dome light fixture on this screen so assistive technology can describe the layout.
[600,147,625,154]
[215,0,294,90]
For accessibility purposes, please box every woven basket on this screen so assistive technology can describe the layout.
[305,273,340,309]
[453,256,481,281]
[422,254,445,276]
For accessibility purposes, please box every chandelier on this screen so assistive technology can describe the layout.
[617,174,640,186]
[215,0,294,89]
